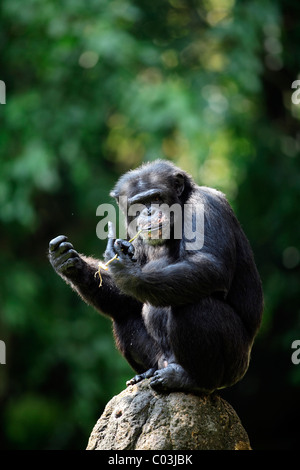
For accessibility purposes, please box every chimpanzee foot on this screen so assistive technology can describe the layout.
[150,363,205,393]
[126,367,157,387]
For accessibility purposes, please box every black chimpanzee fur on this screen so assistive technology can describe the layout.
[49,160,263,393]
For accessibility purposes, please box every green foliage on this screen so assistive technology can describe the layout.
[0,0,300,450]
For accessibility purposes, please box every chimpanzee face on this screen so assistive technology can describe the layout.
[110,161,186,245]
[122,183,184,245]
[129,195,171,245]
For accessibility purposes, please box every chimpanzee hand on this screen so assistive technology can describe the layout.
[49,235,83,277]
[104,222,136,274]
[105,238,135,261]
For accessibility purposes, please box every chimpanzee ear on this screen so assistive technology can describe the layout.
[174,173,185,196]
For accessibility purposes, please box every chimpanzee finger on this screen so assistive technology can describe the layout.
[51,248,80,272]
[104,222,116,260]
[56,241,74,255]
[113,239,135,259]
[49,235,68,252]
[127,244,135,258]
[120,241,135,258]
[113,239,124,258]
[58,248,79,265]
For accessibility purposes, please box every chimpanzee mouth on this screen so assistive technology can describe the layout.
[140,222,168,233]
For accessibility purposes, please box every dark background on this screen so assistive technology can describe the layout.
[0,0,299,450]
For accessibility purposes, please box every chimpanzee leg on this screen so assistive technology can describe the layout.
[150,297,251,393]
[113,313,161,380]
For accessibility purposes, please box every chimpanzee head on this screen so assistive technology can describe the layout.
[110,160,194,244]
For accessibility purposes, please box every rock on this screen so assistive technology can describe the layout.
[86,380,251,450]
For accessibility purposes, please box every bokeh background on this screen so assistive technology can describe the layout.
[0,0,299,450]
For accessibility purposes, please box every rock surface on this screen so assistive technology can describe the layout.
[86,380,251,450]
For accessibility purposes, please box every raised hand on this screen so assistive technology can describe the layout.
[49,235,83,277]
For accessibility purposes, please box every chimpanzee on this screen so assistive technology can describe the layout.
[49,160,263,393]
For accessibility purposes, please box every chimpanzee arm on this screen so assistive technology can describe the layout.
[108,250,234,307]
[48,235,142,319]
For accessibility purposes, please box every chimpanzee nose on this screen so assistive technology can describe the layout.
[142,205,155,217]
[148,205,157,216]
